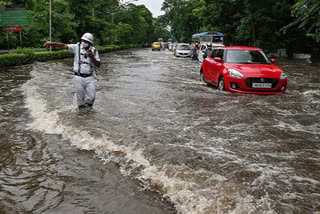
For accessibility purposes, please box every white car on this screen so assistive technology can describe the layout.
[174,43,191,57]
[198,43,224,62]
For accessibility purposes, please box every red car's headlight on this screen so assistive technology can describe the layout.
[280,71,287,79]
[228,69,244,79]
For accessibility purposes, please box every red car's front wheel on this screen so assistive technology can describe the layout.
[218,77,225,91]
[200,71,205,82]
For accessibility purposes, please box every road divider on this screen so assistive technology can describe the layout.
[0,44,138,68]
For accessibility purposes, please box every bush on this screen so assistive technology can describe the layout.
[0,53,34,67]
[34,50,73,62]
[0,44,139,68]
[10,47,35,55]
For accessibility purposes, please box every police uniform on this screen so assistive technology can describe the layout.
[68,43,100,107]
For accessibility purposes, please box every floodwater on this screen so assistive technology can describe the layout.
[0,49,319,214]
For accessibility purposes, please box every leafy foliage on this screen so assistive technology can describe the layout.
[160,0,319,54]
[0,0,171,49]
[3,0,318,54]
[284,0,320,43]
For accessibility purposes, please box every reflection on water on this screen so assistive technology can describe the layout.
[0,51,319,214]
[0,64,175,214]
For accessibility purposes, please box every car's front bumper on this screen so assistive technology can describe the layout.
[225,76,288,95]
[176,52,190,57]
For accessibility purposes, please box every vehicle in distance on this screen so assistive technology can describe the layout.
[198,43,224,63]
[200,46,288,94]
[174,43,191,57]
[152,42,161,51]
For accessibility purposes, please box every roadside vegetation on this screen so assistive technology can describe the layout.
[160,0,320,56]
[0,0,168,67]
[0,0,171,49]
[0,44,137,67]
[0,0,319,57]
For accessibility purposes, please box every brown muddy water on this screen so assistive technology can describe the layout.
[0,49,319,214]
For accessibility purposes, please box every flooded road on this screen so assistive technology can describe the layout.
[0,48,319,214]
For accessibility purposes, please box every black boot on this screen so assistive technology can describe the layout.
[78,105,86,109]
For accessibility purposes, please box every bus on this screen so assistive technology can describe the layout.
[192,32,224,45]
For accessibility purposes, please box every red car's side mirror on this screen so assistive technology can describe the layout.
[271,58,276,63]
[214,57,222,62]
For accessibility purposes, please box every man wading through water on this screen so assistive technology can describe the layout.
[44,33,101,109]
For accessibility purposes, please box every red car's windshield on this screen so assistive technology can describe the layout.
[226,50,271,64]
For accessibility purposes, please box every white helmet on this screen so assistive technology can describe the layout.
[81,33,94,44]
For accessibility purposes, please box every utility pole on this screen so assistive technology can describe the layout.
[106,0,137,45]
[49,0,52,51]
[92,0,95,17]
[6,31,10,51]
[111,12,114,45]
[105,11,115,44]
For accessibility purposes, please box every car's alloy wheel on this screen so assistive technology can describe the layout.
[218,77,225,91]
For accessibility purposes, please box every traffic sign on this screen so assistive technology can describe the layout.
[4,26,23,32]
[0,10,28,26]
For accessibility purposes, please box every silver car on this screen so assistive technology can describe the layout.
[174,43,192,57]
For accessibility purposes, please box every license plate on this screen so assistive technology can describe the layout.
[252,83,272,88]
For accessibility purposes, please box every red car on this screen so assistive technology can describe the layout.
[200,46,288,94]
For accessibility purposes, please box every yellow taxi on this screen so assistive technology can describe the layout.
[152,42,161,51]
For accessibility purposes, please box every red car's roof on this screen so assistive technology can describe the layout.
[217,46,262,51]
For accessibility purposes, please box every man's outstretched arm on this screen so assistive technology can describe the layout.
[43,41,68,49]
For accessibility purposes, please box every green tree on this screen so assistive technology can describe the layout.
[160,0,319,54]
[283,0,320,42]
[1,0,167,48]
[114,22,133,44]
[152,18,172,42]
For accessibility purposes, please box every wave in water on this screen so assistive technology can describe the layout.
[21,63,266,214]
